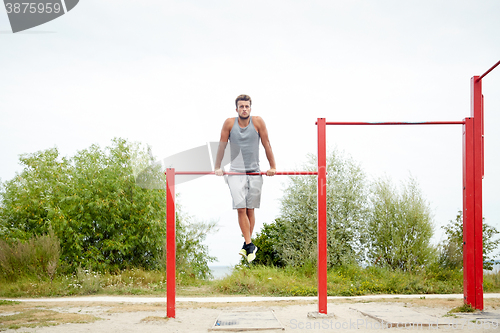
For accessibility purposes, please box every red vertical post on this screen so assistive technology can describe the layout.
[482,95,485,178]
[471,76,484,310]
[463,117,475,307]
[166,168,176,318]
[317,118,327,314]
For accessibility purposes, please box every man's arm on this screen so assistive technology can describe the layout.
[214,118,233,176]
[253,116,276,176]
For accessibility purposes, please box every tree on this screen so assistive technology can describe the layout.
[65,139,166,271]
[0,138,216,275]
[367,177,434,271]
[0,148,72,242]
[269,150,370,268]
[439,211,500,270]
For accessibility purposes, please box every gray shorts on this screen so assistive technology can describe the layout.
[227,174,263,209]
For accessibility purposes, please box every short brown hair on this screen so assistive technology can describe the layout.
[235,94,252,107]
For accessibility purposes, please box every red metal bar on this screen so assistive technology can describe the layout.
[317,118,327,314]
[463,117,475,308]
[471,76,484,310]
[476,60,500,82]
[324,121,465,126]
[166,168,176,318]
[482,95,485,179]
[174,171,318,175]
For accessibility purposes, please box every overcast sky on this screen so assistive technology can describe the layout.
[1,0,499,267]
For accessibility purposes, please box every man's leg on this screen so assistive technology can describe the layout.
[247,208,255,237]
[238,208,255,244]
[237,208,252,245]
[238,208,258,262]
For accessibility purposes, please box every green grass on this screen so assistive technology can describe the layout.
[213,264,500,297]
[2,265,500,299]
[0,268,168,298]
[448,303,476,313]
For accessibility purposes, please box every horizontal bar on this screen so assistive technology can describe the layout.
[477,60,500,82]
[173,171,318,176]
[321,121,465,126]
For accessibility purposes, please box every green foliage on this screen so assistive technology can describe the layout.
[368,177,434,271]
[0,138,164,272]
[438,211,500,270]
[272,150,369,268]
[0,230,60,281]
[251,222,285,267]
[0,148,72,242]
[252,152,439,273]
[0,138,216,278]
[173,208,217,281]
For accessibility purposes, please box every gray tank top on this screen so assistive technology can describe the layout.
[229,116,260,172]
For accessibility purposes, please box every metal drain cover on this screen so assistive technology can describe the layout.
[209,311,284,331]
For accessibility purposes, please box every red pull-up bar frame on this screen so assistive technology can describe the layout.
[316,119,468,315]
[165,169,319,318]
[318,118,482,310]
[318,57,499,310]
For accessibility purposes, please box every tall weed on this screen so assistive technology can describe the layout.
[0,231,60,282]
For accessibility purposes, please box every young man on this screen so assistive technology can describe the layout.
[214,94,276,262]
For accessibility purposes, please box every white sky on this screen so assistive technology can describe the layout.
[1,0,499,266]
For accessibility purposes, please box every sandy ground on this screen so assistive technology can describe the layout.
[2,295,500,332]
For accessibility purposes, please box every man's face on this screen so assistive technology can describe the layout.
[236,100,251,119]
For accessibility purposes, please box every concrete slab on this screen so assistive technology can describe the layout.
[350,303,447,328]
[209,310,285,331]
[457,311,500,324]
[306,311,335,319]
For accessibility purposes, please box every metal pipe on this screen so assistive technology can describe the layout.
[477,60,500,82]
[173,171,318,175]
[324,121,465,126]
[317,118,328,315]
[166,168,176,318]
[471,76,484,310]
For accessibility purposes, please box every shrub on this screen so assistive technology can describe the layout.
[251,221,285,267]
[438,211,500,270]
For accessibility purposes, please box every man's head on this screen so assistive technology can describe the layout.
[235,94,252,108]
[235,94,252,120]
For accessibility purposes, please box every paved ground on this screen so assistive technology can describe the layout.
[3,294,500,332]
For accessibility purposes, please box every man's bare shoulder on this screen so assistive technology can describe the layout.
[222,117,235,130]
[252,116,267,127]
[224,117,235,125]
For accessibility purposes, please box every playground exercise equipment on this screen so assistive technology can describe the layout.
[165,60,499,318]
[165,170,318,318]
